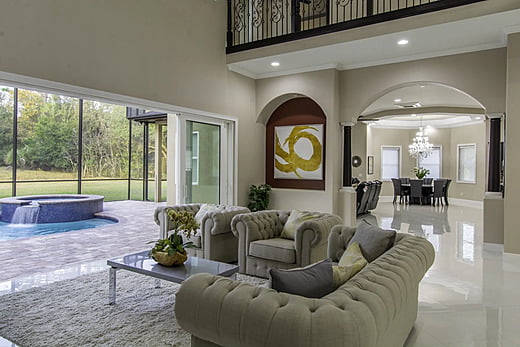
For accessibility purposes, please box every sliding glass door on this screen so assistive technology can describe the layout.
[178,116,234,205]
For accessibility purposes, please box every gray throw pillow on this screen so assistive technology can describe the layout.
[269,260,334,298]
[348,221,396,262]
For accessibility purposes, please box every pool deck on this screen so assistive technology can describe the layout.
[0,200,162,282]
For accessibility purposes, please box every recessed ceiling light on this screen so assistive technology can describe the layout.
[420,85,425,88]
[397,39,409,45]
[475,116,482,120]
[411,114,417,117]
[271,61,280,67]
[394,98,402,103]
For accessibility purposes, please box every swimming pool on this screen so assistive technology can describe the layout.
[0,218,116,241]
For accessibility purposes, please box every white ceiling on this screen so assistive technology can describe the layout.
[227,8,520,80]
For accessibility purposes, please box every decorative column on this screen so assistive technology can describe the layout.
[487,115,503,192]
[338,122,357,227]
[484,114,504,246]
[343,125,352,187]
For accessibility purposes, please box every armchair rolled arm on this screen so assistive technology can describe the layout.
[294,213,343,247]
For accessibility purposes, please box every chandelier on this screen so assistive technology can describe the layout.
[409,122,433,159]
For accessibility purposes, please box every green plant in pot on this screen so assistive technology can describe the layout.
[247,184,272,212]
[413,167,430,179]
[150,209,199,266]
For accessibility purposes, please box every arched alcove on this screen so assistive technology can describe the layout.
[265,97,326,190]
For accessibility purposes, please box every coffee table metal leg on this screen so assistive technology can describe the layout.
[109,267,118,305]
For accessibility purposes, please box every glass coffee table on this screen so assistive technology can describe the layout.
[107,250,239,304]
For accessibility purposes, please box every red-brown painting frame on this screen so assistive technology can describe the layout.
[266,97,326,190]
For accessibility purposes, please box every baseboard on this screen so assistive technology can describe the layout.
[483,243,504,252]
[448,198,483,209]
[378,196,483,208]
[503,252,520,272]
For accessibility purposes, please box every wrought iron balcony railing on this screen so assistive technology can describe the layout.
[227,0,486,53]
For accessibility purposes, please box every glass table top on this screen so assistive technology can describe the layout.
[107,250,238,282]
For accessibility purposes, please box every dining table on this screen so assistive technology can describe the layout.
[400,182,434,205]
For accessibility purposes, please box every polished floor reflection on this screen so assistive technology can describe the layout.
[1,202,520,346]
[364,202,520,347]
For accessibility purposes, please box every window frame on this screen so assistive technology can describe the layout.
[191,130,200,186]
[457,143,477,184]
[380,145,401,180]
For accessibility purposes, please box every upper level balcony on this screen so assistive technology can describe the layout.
[226,0,486,53]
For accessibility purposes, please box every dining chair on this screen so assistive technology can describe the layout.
[409,179,424,205]
[432,179,446,206]
[391,178,404,204]
[424,177,433,185]
[400,177,410,203]
[443,179,452,205]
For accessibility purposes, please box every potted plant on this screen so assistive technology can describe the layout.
[150,209,199,266]
[247,184,272,212]
[413,167,430,179]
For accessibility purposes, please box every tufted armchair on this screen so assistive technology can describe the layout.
[154,204,250,263]
[231,210,342,278]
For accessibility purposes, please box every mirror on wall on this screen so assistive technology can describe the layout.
[352,155,362,168]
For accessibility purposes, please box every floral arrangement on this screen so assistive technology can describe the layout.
[150,209,199,265]
[413,167,430,179]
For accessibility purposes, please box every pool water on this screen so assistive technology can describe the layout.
[0,218,116,241]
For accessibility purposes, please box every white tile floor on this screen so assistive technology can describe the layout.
[1,201,520,346]
[363,202,520,347]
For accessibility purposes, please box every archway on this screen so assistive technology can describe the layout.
[355,81,501,204]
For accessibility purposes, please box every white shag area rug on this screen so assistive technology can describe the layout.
[0,269,267,347]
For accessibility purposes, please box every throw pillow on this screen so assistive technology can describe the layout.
[269,260,334,298]
[348,221,396,262]
[194,204,223,226]
[332,242,368,287]
[280,210,321,240]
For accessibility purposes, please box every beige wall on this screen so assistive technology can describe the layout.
[504,33,520,254]
[449,124,487,201]
[255,69,342,213]
[0,0,263,206]
[367,123,485,201]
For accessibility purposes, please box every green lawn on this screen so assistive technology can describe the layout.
[0,167,167,201]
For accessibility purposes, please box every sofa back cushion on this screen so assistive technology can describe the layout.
[348,222,396,262]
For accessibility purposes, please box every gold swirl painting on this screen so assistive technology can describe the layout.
[274,124,323,180]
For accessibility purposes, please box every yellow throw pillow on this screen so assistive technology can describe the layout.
[332,242,368,287]
[280,210,321,240]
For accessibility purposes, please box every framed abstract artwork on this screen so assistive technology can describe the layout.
[266,97,326,190]
[274,124,324,180]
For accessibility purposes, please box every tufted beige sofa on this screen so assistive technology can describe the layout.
[231,210,343,278]
[154,204,250,263]
[175,225,435,347]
